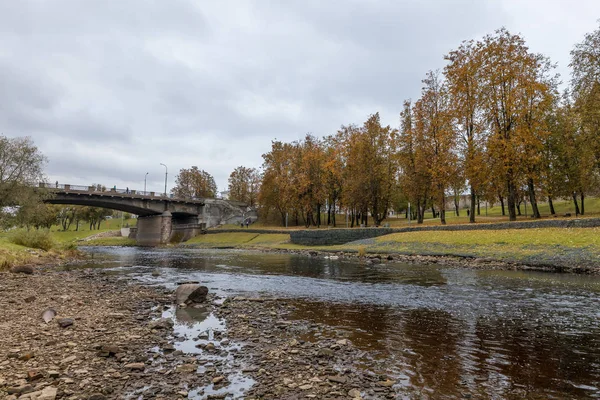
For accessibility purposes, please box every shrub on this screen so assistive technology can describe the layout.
[9,229,55,251]
[357,246,366,258]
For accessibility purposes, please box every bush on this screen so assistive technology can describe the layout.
[357,246,366,258]
[9,229,55,251]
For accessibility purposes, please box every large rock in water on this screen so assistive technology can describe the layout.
[175,284,208,305]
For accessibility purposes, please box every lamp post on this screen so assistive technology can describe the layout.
[144,172,148,193]
[160,163,168,196]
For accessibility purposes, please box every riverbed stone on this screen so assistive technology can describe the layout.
[10,265,34,274]
[57,317,74,328]
[176,284,208,304]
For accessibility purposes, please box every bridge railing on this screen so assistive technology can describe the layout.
[38,182,181,200]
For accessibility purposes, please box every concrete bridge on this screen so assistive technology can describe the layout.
[39,183,255,246]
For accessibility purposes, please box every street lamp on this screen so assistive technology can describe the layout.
[160,163,168,196]
[144,172,148,193]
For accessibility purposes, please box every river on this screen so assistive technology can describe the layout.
[79,246,600,399]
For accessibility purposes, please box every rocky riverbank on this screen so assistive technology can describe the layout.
[238,247,600,275]
[1,265,406,399]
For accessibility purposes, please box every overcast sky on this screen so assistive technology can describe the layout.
[1,1,599,193]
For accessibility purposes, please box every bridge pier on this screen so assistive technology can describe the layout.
[136,211,173,246]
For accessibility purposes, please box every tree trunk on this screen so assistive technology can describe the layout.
[440,208,446,225]
[280,211,286,227]
[507,180,517,222]
[572,192,581,216]
[527,178,541,219]
[581,192,585,215]
[499,194,505,216]
[470,186,476,223]
[417,199,424,224]
[332,202,336,227]
[454,194,460,217]
[548,197,556,215]
[327,204,331,226]
[477,196,481,216]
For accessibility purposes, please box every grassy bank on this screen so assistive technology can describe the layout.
[0,218,137,269]
[185,227,600,270]
[185,232,290,248]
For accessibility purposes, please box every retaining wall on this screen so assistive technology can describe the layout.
[289,218,600,246]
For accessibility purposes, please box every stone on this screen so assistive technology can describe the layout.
[19,351,35,361]
[24,295,36,303]
[47,370,60,379]
[378,379,396,387]
[41,308,56,324]
[348,388,362,399]
[299,384,313,390]
[151,270,160,277]
[88,394,107,400]
[175,284,208,305]
[57,318,74,328]
[7,385,34,395]
[212,376,224,384]
[336,339,349,346]
[327,375,347,384]
[148,318,173,330]
[98,344,121,357]
[176,364,197,373]
[317,348,334,358]
[26,370,43,381]
[25,386,57,400]
[124,363,145,371]
[10,265,34,274]
[61,355,76,364]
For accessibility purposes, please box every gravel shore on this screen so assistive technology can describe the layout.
[1,266,403,399]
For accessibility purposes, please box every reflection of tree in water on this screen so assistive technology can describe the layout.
[174,306,210,327]
[287,301,393,350]
[401,308,464,398]
[473,316,600,398]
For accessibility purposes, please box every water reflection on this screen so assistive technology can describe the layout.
[80,247,600,399]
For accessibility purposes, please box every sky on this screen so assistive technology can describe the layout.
[1,1,599,194]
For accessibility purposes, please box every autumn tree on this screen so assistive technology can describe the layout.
[172,166,217,199]
[258,141,295,226]
[293,134,326,227]
[570,20,600,212]
[398,100,431,224]
[444,40,486,222]
[342,113,398,226]
[323,135,344,226]
[228,166,260,206]
[476,28,555,221]
[413,71,457,225]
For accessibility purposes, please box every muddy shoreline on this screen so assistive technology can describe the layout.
[1,266,404,399]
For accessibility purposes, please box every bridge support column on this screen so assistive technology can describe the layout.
[136,211,172,246]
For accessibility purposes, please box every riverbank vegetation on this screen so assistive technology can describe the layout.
[222,24,600,228]
[185,228,600,271]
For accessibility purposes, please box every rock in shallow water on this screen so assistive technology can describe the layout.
[175,283,209,305]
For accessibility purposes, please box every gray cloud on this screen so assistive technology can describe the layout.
[0,0,599,193]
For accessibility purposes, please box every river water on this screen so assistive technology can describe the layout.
[80,247,600,399]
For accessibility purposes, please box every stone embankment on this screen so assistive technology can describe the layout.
[289,217,600,245]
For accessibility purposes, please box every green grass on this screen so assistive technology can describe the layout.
[186,232,290,248]
[47,218,137,243]
[333,227,600,266]
[374,228,600,248]
[83,237,137,246]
